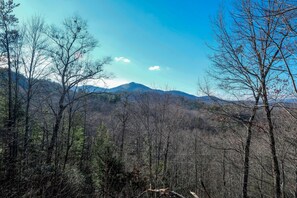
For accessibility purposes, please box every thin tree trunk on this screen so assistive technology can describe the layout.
[163,129,171,182]
[46,94,65,164]
[63,106,73,170]
[80,99,88,171]
[243,94,260,198]
[295,166,297,198]
[222,149,226,198]
[148,132,153,186]
[24,70,33,164]
[262,87,281,198]
[282,160,285,198]
[119,120,126,161]
[23,89,31,163]
[194,129,198,194]
[6,39,15,180]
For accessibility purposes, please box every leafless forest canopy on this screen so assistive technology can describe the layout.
[2,0,297,197]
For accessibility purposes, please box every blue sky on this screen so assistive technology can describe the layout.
[15,0,221,95]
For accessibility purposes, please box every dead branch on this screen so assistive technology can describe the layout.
[137,187,188,198]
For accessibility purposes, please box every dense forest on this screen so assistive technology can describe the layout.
[2,0,297,197]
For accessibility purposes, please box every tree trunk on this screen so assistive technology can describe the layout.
[295,166,297,198]
[6,38,17,181]
[23,79,32,164]
[243,94,260,198]
[46,94,65,164]
[119,120,126,161]
[262,87,281,198]
[63,106,73,170]
[281,160,285,198]
[163,129,171,182]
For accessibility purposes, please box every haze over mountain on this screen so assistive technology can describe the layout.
[81,82,297,105]
[80,82,221,103]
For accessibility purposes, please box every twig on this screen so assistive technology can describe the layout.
[137,188,187,198]
[201,181,212,198]
[190,191,200,198]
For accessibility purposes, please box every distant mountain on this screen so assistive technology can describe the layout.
[279,98,297,103]
[0,68,28,90]
[167,90,198,100]
[0,70,223,104]
[196,95,223,103]
[80,82,152,93]
[79,82,220,103]
[0,69,225,104]
[79,85,107,93]
[109,82,152,93]
[268,98,297,105]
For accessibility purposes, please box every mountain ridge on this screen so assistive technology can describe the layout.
[80,82,219,103]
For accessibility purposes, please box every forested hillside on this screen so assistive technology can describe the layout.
[2,0,297,198]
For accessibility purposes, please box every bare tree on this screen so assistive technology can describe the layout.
[45,15,110,164]
[210,1,289,197]
[0,0,19,180]
[114,93,131,161]
[20,16,48,163]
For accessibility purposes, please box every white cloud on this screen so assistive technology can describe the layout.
[115,57,131,63]
[148,65,161,71]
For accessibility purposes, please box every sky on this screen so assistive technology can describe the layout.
[14,0,222,95]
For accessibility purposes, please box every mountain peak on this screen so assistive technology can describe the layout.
[109,82,152,92]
